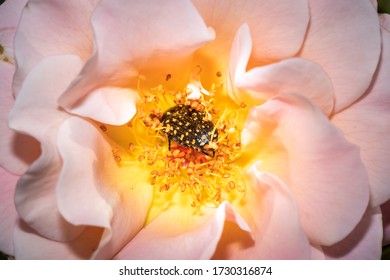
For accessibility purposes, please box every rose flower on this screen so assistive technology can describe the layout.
[1,0,389,259]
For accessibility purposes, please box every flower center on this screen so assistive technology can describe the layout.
[98,72,249,208]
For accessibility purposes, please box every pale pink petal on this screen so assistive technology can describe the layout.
[370,0,378,10]
[332,23,390,207]
[0,0,27,64]
[59,0,214,125]
[243,94,370,246]
[94,182,153,259]
[0,62,40,175]
[211,221,255,259]
[57,117,153,259]
[229,24,334,115]
[0,166,19,256]
[65,87,139,126]
[380,14,390,32]
[0,0,40,175]
[14,221,104,259]
[310,245,325,260]
[300,0,381,112]
[0,30,16,67]
[9,55,85,241]
[0,0,27,29]
[115,202,250,260]
[227,23,253,105]
[322,208,383,259]
[13,0,99,95]
[213,167,311,259]
[382,200,390,245]
[0,30,16,64]
[237,58,335,116]
[192,0,309,78]
[241,57,335,116]
[229,24,252,85]
[57,118,112,229]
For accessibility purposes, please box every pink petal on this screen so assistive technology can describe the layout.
[332,23,390,208]
[9,55,85,242]
[192,0,309,76]
[238,58,335,116]
[0,0,27,29]
[243,94,370,246]
[14,221,104,259]
[57,117,153,259]
[114,202,250,260]
[57,118,112,229]
[300,0,381,112]
[0,0,26,63]
[64,87,139,126]
[229,24,334,115]
[0,166,19,256]
[310,245,325,260]
[382,200,390,246]
[228,24,253,105]
[59,0,214,125]
[0,2,36,176]
[370,0,377,9]
[0,62,40,175]
[322,208,383,259]
[13,0,99,95]
[213,167,311,259]
[381,14,390,32]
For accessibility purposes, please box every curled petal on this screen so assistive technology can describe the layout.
[229,24,334,115]
[0,167,19,256]
[9,55,84,242]
[332,23,390,207]
[370,0,377,10]
[14,221,104,259]
[213,167,311,259]
[13,0,99,95]
[57,117,153,259]
[300,0,381,112]
[227,23,253,105]
[192,0,309,75]
[0,63,40,175]
[310,245,325,260]
[237,58,335,116]
[60,0,214,125]
[242,94,370,245]
[65,87,139,126]
[114,202,250,260]
[322,208,383,259]
[0,0,38,176]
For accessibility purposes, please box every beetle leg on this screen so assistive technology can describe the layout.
[201,149,215,157]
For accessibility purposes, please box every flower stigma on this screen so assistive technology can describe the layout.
[96,70,249,209]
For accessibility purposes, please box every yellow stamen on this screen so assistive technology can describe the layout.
[94,72,249,209]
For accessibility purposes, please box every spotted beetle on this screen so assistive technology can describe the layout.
[161,104,218,156]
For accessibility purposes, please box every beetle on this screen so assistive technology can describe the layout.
[161,104,218,157]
